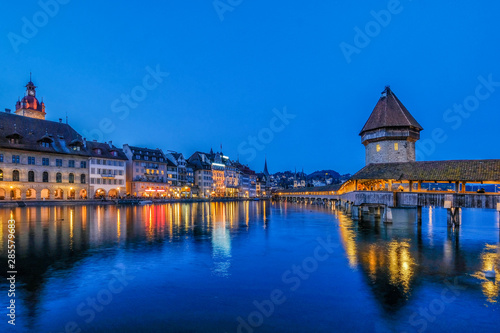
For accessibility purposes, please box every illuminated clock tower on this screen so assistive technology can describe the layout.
[15,75,46,120]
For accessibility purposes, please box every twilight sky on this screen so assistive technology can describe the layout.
[1,0,499,175]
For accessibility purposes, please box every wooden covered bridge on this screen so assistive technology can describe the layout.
[274,159,500,227]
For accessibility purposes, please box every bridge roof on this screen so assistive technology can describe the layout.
[351,160,500,182]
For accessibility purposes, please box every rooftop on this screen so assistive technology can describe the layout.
[360,86,423,135]
[0,112,87,156]
[350,160,500,182]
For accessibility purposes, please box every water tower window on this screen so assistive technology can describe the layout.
[394,143,399,151]
[376,144,381,152]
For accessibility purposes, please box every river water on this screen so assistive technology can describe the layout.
[0,201,499,332]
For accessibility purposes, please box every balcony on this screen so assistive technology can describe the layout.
[101,174,116,178]
[134,176,165,183]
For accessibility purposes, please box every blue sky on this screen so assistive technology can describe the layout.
[1,0,499,174]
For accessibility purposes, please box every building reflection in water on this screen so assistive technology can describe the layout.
[211,203,232,277]
[0,201,272,328]
[337,212,358,268]
[0,202,497,330]
[334,206,499,310]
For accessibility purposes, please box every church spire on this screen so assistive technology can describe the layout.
[263,156,269,176]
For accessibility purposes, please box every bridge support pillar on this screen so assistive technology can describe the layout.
[383,206,393,223]
[447,207,461,227]
[361,206,369,219]
[352,205,361,220]
[417,206,422,225]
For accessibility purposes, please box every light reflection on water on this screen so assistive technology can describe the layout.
[0,202,499,332]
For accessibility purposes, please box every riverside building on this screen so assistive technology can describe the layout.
[123,145,172,197]
[87,140,127,198]
[0,79,89,200]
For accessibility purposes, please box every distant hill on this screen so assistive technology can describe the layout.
[307,170,341,180]
[271,169,351,189]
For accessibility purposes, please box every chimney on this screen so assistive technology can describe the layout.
[5,108,11,113]
[109,141,113,148]
[59,118,62,123]
[83,137,87,148]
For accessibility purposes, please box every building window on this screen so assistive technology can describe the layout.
[81,161,87,168]
[56,159,63,167]
[42,158,50,166]
[40,141,50,148]
[376,144,381,152]
[0,154,3,162]
[0,169,3,181]
[12,155,20,164]
[69,173,75,183]
[81,174,86,184]
[56,172,62,183]
[90,178,95,184]
[68,160,75,168]
[28,156,36,165]
[28,171,35,182]
[43,172,49,182]
[394,143,399,151]
[13,170,20,181]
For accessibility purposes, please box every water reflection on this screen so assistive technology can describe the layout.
[471,244,500,303]
[333,205,500,310]
[0,202,499,332]
[0,202,271,331]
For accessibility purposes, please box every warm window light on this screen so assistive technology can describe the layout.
[376,144,381,152]
[394,143,399,151]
